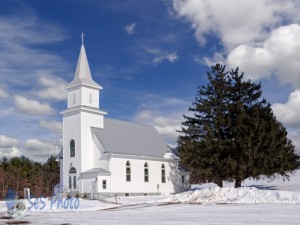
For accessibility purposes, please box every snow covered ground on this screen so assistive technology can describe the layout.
[0,170,300,224]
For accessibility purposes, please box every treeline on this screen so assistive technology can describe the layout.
[0,156,59,200]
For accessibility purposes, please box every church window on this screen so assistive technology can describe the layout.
[73,176,77,189]
[69,176,72,189]
[182,175,184,184]
[89,93,92,104]
[144,162,149,182]
[102,180,107,189]
[73,93,76,104]
[161,164,166,183]
[70,139,75,157]
[69,167,77,174]
[126,161,131,182]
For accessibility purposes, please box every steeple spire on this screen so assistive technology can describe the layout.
[81,32,85,45]
[65,34,101,90]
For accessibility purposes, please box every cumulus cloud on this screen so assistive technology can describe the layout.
[24,138,60,157]
[227,24,300,87]
[124,23,136,35]
[14,95,55,116]
[272,90,300,128]
[0,135,18,148]
[172,0,294,49]
[0,135,20,158]
[40,120,62,134]
[272,89,300,153]
[36,76,67,100]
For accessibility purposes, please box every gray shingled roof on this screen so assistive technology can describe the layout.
[91,118,170,158]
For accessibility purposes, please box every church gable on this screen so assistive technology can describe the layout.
[91,118,171,158]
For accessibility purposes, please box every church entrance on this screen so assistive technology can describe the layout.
[69,167,77,190]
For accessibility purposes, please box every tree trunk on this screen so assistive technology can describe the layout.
[217,179,223,188]
[234,179,242,188]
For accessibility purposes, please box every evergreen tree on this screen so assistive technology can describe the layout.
[0,155,60,199]
[178,64,300,187]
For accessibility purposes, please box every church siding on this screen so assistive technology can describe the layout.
[109,157,180,195]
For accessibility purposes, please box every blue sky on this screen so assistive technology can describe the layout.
[0,0,300,161]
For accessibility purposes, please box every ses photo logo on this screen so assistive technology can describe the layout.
[5,189,80,221]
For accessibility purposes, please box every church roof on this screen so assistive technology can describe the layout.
[91,118,171,158]
[65,43,101,90]
[80,168,110,175]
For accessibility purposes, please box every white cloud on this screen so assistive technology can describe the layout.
[36,76,67,100]
[14,95,55,116]
[227,24,300,87]
[124,23,136,35]
[265,90,300,154]
[172,0,295,49]
[0,147,21,158]
[0,135,20,158]
[133,96,189,144]
[24,138,60,157]
[172,1,300,88]
[40,120,62,134]
[203,52,225,66]
[272,90,300,128]
[0,15,67,86]
[0,135,18,148]
[0,87,9,98]
[134,110,182,144]
[149,48,178,64]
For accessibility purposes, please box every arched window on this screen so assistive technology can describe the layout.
[126,161,131,182]
[69,167,77,189]
[161,164,166,183]
[144,162,149,182]
[70,139,75,157]
[69,167,77,174]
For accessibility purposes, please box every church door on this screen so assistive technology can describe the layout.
[69,167,77,190]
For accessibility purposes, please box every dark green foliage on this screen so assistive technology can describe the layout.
[178,64,300,187]
[0,156,60,199]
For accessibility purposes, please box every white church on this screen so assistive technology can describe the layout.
[56,38,190,198]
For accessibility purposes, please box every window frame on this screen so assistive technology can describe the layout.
[73,176,77,189]
[69,176,72,189]
[70,139,75,157]
[144,162,149,182]
[126,161,131,182]
[161,164,166,183]
[102,180,107,189]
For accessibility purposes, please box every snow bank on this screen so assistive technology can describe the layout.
[172,187,300,204]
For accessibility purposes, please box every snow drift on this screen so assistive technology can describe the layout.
[172,187,300,204]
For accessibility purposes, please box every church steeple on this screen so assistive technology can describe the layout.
[60,34,106,194]
[65,33,101,90]
[63,33,105,110]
